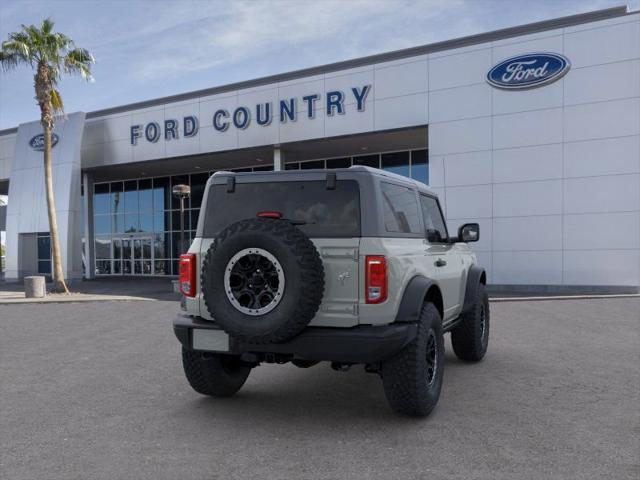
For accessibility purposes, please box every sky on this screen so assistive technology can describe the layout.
[0,0,636,130]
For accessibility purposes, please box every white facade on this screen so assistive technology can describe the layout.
[0,7,638,291]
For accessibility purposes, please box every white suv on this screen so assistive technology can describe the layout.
[174,166,489,417]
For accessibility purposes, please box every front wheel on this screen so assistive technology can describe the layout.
[451,283,490,362]
[381,303,445,417]
[182,348,251,397]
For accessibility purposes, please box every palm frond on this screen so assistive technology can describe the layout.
[64,47,94,81]
[50,88,64,113]
[0,51,20,70]
[41,17,54,35]
[2,37,32,64]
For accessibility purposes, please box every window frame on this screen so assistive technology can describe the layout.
[419,193,450,244]
[379,181,423,236]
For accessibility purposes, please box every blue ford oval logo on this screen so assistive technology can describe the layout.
[487,53,570,90]
[29,133,59,151]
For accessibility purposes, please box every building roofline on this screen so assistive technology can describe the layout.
[0,5,631,136]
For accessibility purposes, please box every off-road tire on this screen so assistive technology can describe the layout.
[182,348,251,397]
[381,303,445,417]
[451,283,489,362]
[201,218,324,344]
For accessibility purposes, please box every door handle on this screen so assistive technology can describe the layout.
[435,258,447,267]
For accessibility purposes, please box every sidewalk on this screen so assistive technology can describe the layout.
[0,277,180,304]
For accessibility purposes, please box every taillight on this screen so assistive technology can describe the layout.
[365,255,387,304]
[179,254,197,297]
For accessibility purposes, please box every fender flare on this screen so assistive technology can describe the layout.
[461,265,487,314]
[394,275,441,323]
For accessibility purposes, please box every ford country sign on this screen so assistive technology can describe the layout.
[29,133,59,151]
[487,53,570,90]
[130,84,371,145]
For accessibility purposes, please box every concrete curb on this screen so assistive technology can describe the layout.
[0,295,156,305]
[490,293,640,303]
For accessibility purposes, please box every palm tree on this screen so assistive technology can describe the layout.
[0,18,94,293]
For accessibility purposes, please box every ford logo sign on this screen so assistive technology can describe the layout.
[487,53,570,90]
[29,133,59,151]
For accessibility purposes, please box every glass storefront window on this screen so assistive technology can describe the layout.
[112,214,124,234]
[95,215,111,235]
[153,212,168,232]
[326,157,351,169]
[124,213,139,233]
[171,210,190,231]
[382,151,410,177]
[154,260,169,275]
[190,210,200,231]
[111,182,123,215]
[96,260,111,275]
[153,233,168,259]
[92,148,427,276]
[139,178,153,212]
[94,183,110,214]
[300,160,325,169]
[95,236,111,259]
[353,154,380,168]
[190,173,209,208]
[411,149,428,185]
[172,231,189,258]
[139,212,153,232]
[153,177,170,212]
[124,180,138,213]
[113,238,122,259]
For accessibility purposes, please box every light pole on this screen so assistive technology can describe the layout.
[172,184,191,255]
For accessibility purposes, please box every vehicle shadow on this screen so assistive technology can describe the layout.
[170,346,489,429]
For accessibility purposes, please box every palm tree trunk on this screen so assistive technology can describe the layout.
[43,123,69,293]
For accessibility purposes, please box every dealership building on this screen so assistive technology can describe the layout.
[0,5,638,292]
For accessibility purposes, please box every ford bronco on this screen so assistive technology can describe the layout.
[173,166,489,416]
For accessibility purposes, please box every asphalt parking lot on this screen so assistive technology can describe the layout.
[1,297,638,480]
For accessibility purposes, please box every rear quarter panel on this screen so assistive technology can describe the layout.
[358,237,429,326]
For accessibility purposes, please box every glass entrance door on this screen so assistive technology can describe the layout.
[112,236,153,275]
[133,237,153,275]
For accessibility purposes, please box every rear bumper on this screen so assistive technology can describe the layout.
[173,314,417,364]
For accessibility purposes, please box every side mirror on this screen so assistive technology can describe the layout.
[458,223,480,243]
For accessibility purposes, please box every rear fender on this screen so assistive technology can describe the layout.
[394,275,442,323]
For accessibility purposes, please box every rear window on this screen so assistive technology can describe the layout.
[203,180,360,238]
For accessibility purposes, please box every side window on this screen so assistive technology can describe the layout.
[380,182,421,234]
[420,195,448,243]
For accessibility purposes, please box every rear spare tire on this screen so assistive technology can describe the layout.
[201,218,324,344]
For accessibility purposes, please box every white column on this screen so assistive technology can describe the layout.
[83,172,95,279]
[273,147,283,171]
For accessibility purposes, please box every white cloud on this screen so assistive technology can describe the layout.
[94,0,474,81]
